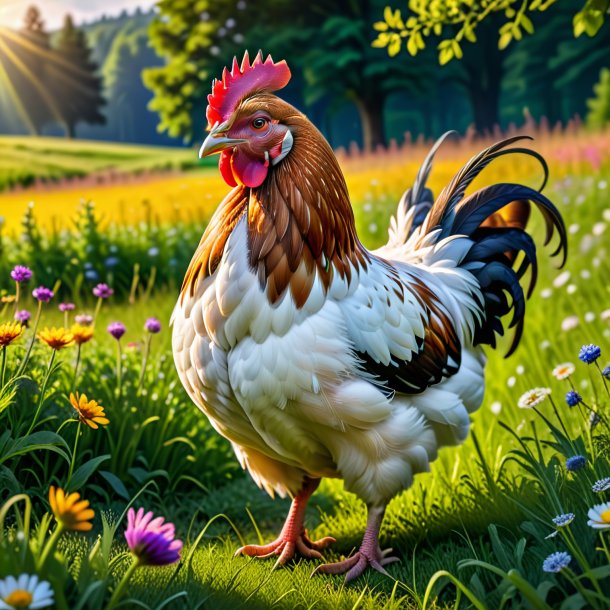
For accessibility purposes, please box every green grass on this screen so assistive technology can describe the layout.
[1,170,610,608]
[0,136,212,191]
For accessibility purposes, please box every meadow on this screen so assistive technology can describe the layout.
[0,127,609,609]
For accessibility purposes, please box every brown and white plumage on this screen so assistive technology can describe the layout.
[172,52,567,581]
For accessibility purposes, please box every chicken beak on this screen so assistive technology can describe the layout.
[199,121,246,158]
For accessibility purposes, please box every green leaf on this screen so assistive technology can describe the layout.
[0,431,70,465]
[67,455,110,492]
[99,470,130,500]
[521,14,534,34]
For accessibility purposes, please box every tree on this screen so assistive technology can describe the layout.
[49,14,105,138]
[0,6,57,134]
[372,1,610,133]
[586,68,610,128]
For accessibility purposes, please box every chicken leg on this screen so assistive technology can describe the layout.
[234,477,335,566]
[312,505,399,583]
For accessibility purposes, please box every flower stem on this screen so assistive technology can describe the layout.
[27,349,56,435]
[0,346,6,389]
[37,522,64,570]
[73,344,82,384]
[93,297,103,328]
[137,335,151,395]
[106,556,140,610]
[64,311,68,328]
[116,341,122,398]
[14,281,20,310]
[595,362,609,398]
[67,421,81,488]
[17,300,42,376]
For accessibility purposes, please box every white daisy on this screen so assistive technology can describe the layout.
[0,574,54,609]
[587,502,610,529]
[553,270,571,288]
[518,387,551,409]
[490,401,502,415]
[552,362,575,380]
[561,316,579,332]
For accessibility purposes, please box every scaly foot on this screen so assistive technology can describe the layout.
[235,529,336,566]
[312,546,398,583]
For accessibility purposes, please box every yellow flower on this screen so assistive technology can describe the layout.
[69,392,109,429]
[37,327,74,350]
[70,324,94,345]
[0,321,23,347]
[0,294,16,304]
[48,486,94,531]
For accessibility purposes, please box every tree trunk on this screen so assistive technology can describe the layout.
[462,19,503,135]
[354,95,386,152]
[64,121,75,138]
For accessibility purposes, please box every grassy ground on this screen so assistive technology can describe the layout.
[0,138,609,608]
[0,136,206,193]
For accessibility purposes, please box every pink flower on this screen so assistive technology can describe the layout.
[125,508,182,565]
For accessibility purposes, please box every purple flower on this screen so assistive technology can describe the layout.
[125,507,182,565]
[566,455,586,472]
[75,314,93,326]
[11,265,32,283]
[144,317,162,334]
[579,344,601,364]
[603,366,610,379]
[32,286,54,302]
[107,322,126,340]
[565,390,582,407]
[58,302,75,312]
[93,283,114,299]
[15,309,31,324]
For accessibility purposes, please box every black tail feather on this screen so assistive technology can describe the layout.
[418,136,567,356]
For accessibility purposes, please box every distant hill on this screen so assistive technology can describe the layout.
[0,9,178,146]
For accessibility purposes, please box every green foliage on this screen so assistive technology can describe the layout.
[50,15,106,138]
[587,68,610,129]
[373,1,608,63]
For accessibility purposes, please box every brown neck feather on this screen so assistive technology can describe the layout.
[248,117,367,307]
[181,113,367,307]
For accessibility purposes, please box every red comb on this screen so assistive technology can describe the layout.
[206,50,291,126]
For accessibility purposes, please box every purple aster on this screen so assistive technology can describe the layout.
[144,317,162,334]
[10,265,32,283]
[107,321,126,340]
[125,507,182,566]
[565,390,582,407]
[566,455,586,472]
[75,314,93,326]
[92,283,114,299]
[58,302,75,312]
[579,344,601,364]
[32,286,54,302]
[14,309,31,324]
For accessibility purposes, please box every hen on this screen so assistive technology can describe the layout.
[172,51,567,582]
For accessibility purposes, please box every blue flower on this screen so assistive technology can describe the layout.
[578,344,601,364]
[552,513,575,527]
[603,366,610,379]
[104,256,119,268]
[148,247,160,257]
[592,477,610,493]
[542,551,571,573]
[565,390,582,407]
[566,455,586,472]
[85,270,99,282]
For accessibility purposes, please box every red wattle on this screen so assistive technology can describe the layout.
[231,149,269,188]
[219,150,237,187]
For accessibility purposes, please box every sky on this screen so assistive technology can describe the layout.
[0,0,157,30]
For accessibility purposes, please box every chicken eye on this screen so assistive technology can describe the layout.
[251,117,268,130]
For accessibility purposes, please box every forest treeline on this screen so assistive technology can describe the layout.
[0,1,609,148]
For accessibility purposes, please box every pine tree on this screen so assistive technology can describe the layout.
[586,68,610,129]
[50,14,105,138]
[1,6,57,134]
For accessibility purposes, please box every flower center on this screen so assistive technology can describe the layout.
[601,509,610,523]
[4,590,33,607]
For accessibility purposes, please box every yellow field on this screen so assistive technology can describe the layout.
[0,127,607,235]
